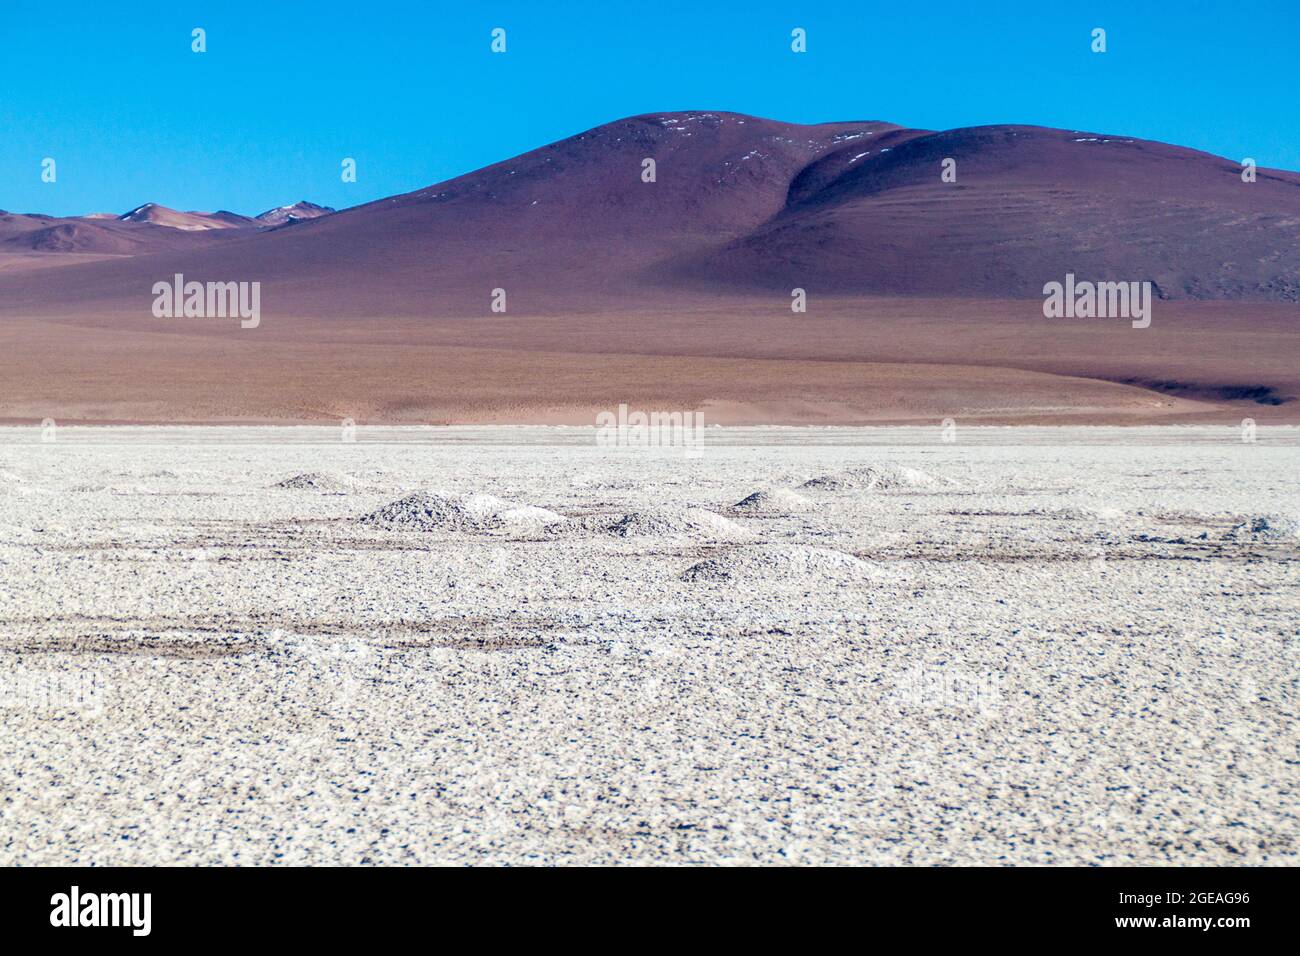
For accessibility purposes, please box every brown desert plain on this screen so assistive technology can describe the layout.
[1,111,1297,425]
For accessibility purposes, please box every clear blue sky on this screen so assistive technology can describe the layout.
[4,0,1297,217]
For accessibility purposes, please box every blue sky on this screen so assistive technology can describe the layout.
[4,0,1297,217]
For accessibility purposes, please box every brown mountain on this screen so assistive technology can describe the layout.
[4,111,1298,315]
[0,114,906,312]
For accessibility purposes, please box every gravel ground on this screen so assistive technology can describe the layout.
[0,425,1296,865]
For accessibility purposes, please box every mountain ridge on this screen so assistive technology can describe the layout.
[0,199,336,256]
[2,111,1298,311]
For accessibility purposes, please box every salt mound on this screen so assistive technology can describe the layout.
[732,488,816,514]
[682,545,877,584]
[491,505,570,532]
[360,491,566,533]
[273,471,370,492]
[600,507,753,541]
[1222,514,1300,542]
[800,463,954,492]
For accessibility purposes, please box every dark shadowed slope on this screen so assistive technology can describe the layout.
[680,125,1300,300]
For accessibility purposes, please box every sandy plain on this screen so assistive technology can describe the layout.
[2,299,1298,426]
[0,425,1296,865]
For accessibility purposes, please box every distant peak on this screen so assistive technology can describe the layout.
[254,200,335,227]
[120,202,167,219]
